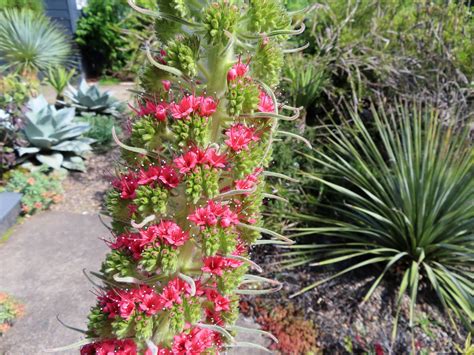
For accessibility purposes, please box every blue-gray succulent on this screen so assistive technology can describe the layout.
[18,95,94,171]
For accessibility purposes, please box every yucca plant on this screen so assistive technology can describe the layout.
[283,102,473,341]
[46,66,76,102]
[0,8,71,79]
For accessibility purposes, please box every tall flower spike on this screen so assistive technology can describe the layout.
[78,0,309,353]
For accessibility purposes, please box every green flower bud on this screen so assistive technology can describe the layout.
[165,36,200,77]
[201,227,220,256]
[169,305,185,333]
[252,39,284,87]
[139,246,161,273]
[87,306,109,337]
[172,115,209,147]
[135,316,154,342]
[134,185,169,215]
[184,298,202,324]
[203,1,239,46]
[217,266,248,295]
[160,245,179,274]
[102,250,135,278]
[247,0,291,38]
[221,296,239,325]
[130,116,163,151]
[111,316,134,339]
[226,79,260,117]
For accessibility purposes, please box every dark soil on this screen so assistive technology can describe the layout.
[243,244,467,354]
[51,148,120,214]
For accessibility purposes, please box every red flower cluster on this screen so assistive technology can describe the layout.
[172,327,218,354]
[80,338,137,355]
[170,95,217,119]
[227,58,249,82]
[132,100,168,121]
[174,147,227,174]
[138,164,180,189]
[225,124,260,152]
[112,172,139,199]
[99,279,192,321]
[111,221,188,259]
[188,201,239,229]
[201,256,243,276]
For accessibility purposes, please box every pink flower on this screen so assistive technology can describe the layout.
[227,67,238,82]
[235,168,262,192]
[199,96,217,117]
[81,339,137,355]
[188,206,218,227]
[227,59,249,82]
[159,165,180,188]
[174,150,198,173]
[188,201,239,229]
[159,279,187,309]
[258,91,274,112]
[111,232,143,260]
[205,307,225,326]
[112,172,138,199]
[204,148,227,169]
[139,225,160,246]
[132,100,168,121]
[170,95,199,119]
[162,80,171,91]
[225,124,260,152]
[172,327,215,354]
[138,165,162,185]
[202,256,227,276]
[156,220,189,247]
[154,103,168,121]
[206,289,231,312]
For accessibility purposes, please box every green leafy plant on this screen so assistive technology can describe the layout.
[0,0,43,12]
[75,0,130,77]
[78,113,121,151]
[0,292,24,335]
[3,166,64,215]
[45,66,76,102]
[18,95,94,171]
[64,79,122,116]
[284,102,473,343]
[455,332,474,355]
[0,8,71,78]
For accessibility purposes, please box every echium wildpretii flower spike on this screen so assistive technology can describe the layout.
[60,1,314,354]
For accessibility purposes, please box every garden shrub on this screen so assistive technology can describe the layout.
[0,293,24,335]
[73,0,309,353]
[0,74,35,174]
[279,0,473,127]
[282,102,473,346]
[0,0,43,12]
[75,0,130,78]
[2,167,65,215]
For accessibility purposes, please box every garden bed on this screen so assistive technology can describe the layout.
[242,245,466,354]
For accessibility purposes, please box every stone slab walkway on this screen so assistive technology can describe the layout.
[0,211,269,354]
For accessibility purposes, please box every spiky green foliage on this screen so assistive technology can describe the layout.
[0,9,71,77]
[18,96,94,171]
[45,66,76,101]
[284,102,473,337]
